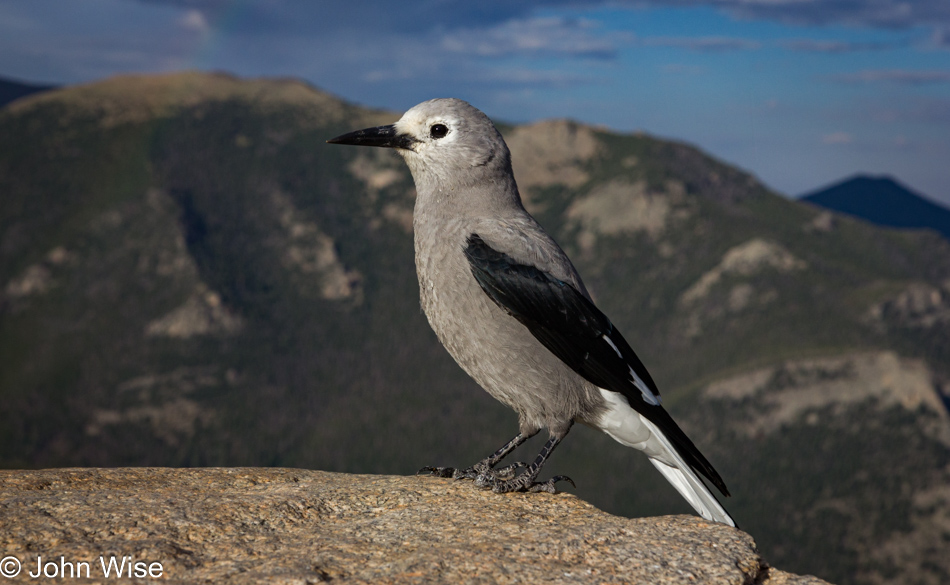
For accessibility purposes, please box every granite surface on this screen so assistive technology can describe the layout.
[0,468,831,584]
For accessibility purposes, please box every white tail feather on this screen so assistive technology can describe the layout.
[595,389,736,527]
[641,418,735,526]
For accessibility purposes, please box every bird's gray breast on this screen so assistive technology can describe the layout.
[412,217,600,432]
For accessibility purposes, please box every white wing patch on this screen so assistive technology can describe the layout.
[630,366,662,406]
[602,334,622,358]
[601,334,662,406]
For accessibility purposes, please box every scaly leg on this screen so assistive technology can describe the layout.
[417,431,534,481]
[476,435,574,494]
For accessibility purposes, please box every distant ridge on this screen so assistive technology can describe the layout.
[3,72,950,585]
[0,76,55,108]
[801,175,950,240]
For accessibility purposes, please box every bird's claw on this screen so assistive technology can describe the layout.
[419,459,526,483]
[416,466,457,478]
[490,461,526,480]
[420,464,574,493]
[416,464,488,480]
[528,475,575,493]
[484,473,575,494]
[420,462,573,493]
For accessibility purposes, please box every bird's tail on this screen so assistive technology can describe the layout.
[640,417,736,527]
[595,389,736,527]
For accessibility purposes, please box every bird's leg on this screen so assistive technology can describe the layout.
[476,435,575,494]
[417,431,534,481]
[463,431,533,480]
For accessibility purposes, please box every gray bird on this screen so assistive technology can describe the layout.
[328,98,735,526]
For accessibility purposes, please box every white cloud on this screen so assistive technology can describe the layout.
[178,8,209,33]
[441,17,622,59]
[664,0,950,30]
[133,0,950,47]
[472,68,595,85]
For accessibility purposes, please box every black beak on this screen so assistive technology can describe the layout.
[327,124,416,150]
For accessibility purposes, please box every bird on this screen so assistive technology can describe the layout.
[327,98,736,527]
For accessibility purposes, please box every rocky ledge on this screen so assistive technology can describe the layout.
[0,468,830,584]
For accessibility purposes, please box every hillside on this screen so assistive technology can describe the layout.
[801,175,950,240]
[1,72,949,585]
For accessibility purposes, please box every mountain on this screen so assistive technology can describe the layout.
[2,72,949,585]
[801,175,950,240]
[0,76,54,109]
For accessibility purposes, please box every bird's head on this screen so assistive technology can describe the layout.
[328,98,512,192]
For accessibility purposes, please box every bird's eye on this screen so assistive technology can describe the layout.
[429,123,449,139]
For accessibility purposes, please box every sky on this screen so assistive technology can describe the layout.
[1,0,948,203]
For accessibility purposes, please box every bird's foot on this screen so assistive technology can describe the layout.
[417,460,526,482]
[477,473,576,494]
[486,461,526,480]
[416,465,464,478]
[468,461,527,484]
[527,475,576,493]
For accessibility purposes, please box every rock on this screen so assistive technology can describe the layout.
[0,468,830,584]
[681,239,807,305]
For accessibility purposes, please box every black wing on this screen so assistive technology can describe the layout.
[464,233,729,496]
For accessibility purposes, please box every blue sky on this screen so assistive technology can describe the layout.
[1,0,948,202]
